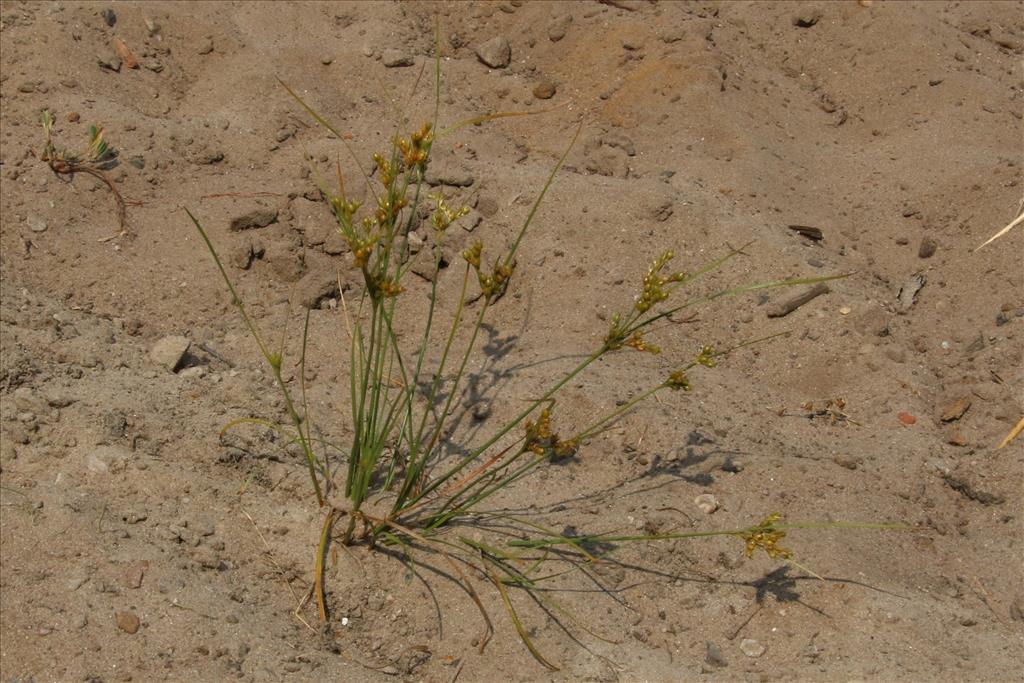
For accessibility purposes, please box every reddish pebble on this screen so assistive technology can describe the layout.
[67,112,80,123]
[897,411,917,425]
[116,611,140,634]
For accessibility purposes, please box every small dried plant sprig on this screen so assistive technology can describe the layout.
[39,109,131,240]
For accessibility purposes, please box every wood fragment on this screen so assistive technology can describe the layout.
[766,283,830,318]
[112,37,139,69]
[940,396,971,422]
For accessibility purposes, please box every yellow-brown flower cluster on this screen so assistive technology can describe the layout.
[524,408,578,460]
[739,513,792,559]
[462,241,515,301]
[665,369,691,391]
[624,330,660,354]
[396,122,433,172]
[635,251,686,313]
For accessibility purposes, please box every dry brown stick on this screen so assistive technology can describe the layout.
[766,282,830,318]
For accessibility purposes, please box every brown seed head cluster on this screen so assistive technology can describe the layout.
[624,330,660,354]
[635,251,686,313]
[524,408,578,460]
[740,513,792,559]
[462,241,515,301]
[396,122,433,172]
[665,369,691,391]
[696,345,717,368]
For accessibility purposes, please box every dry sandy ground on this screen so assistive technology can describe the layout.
[1,1,1023,681]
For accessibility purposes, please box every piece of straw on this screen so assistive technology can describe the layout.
[975,200,1024,252]
[996,417,1024,449]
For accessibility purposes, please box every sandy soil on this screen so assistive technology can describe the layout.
[2,1,1023,681]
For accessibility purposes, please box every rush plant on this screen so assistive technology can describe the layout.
[186,41,890,669]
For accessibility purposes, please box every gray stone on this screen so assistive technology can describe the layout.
[149,335,190,372]
[475,36,511,69]
[918,236,937,258]
[27,215,48,233]
[407,231,425,254]
[705,641,728,667]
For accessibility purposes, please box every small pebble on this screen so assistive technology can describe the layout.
[918,236,937,258]
[705,641,728,667]
[475,36,512,69]
[321,55,333,65]
[67,111,80,123]
[149,335,191,372]
[116,611,140,634]
[533,80,556,99]
[100,8,117,27]
[27,215,48,233]
[693,493,719,514]
[123,564,144,589]
[740,638,766,657]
